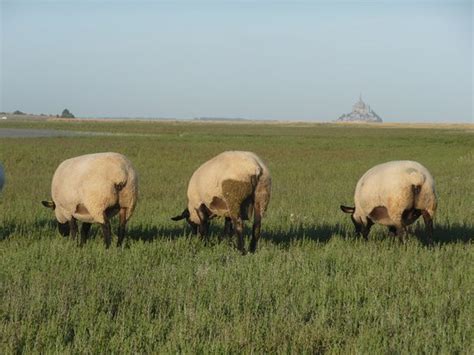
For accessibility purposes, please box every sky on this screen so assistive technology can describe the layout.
[1,0,472,122]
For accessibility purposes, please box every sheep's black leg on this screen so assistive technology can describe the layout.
[388,226,397,237]
[80,222,92,246]
[195,205,210,243]
[69,218,78,244]
[361,228,369,240]
[199,220,210,243]
[224,217,233,238]
[360,219,373,240]
[396,226,406,244]
[117,208,127,247]
[232,216,246,255]
[249,204,262,253]
[101,218,112,248]
[422,210,434,245]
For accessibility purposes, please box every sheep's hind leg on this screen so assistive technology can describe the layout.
[69,218,78,245]
[388,226,397,237]
[249,203,262,253]
[232,216,246,255]
[422,210,434,245]
[224,217,233,238]
[101,217,112,248]
[80,222,92,246]
[389,209,407,243]
[117,208,127,247]
[396,226,407,244]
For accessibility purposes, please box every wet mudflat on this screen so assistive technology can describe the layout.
[0,128,91,138]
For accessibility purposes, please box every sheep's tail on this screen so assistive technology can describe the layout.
[409,169,437,218]
[253,166,272,218]
[409,169,425,188]
[408,169,427,209]
[115,168,139,221]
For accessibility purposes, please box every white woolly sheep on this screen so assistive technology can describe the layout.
[171,151,272,254]
[0,163,4,192]
[42,152,138,247]
[340,160,437,243]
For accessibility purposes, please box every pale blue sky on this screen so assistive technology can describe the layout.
[1,0,472,122]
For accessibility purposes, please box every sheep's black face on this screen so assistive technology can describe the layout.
[340,205,364,235]
[57,222,70,237]
[184,218,210,236]
[171,208,199,235]
[350,214,373,239]
[198,220,210,236]
[187,220,199,235]
[351,214,364,234]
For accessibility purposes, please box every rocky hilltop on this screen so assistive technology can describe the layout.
[336,95,382,123]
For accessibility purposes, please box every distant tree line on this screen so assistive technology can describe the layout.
[9,108,75,118]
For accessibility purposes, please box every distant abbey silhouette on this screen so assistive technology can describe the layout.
[336,94,382,123]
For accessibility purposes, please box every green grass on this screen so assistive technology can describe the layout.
[1,120,473,353]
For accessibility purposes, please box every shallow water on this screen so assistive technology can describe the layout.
[0,128,90,138]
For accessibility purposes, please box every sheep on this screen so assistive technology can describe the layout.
[41,152,138,248]
[171,151,272,254]
[0,163,4,192]
[340,160,437,243]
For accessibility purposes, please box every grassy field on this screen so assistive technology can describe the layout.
[0,119,473,353]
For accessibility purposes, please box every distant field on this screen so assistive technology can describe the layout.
[0,119,473,353]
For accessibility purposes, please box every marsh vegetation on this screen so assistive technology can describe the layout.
[0,120,472,353]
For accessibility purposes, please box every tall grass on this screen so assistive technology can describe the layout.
[0,121,473,353]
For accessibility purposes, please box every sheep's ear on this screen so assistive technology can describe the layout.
[171,208,190,221]
[171,214,184,221]
[41,200,55,209]
[340,205,355,214]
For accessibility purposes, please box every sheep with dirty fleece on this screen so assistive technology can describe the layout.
[42,152,138,247]
[172,151,272,254]
[340,160,437,243]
